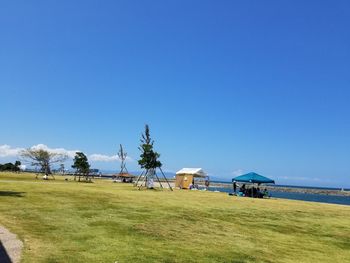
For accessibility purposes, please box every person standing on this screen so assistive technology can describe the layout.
[233,180,237,194]
[205,179,210,190]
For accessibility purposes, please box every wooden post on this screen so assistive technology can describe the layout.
[159,167,173,191]
[134,170,145,187]
[138,169,148,190]
[154,171,163,189]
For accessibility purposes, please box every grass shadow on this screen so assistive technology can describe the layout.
[0,242,12,263]
[0,191,25,197]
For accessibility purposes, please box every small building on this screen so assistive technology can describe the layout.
[113,173,135,183]
[175,168,208,189]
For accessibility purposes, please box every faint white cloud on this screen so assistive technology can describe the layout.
[89,154,118,162]
[0,145,24,157]
[89,154,134,162]
[0,144,134,163]
[232,169,244,176]
[30,144,78,158]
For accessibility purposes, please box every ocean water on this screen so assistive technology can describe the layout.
[209,186,350,206]
[210,181,350,191]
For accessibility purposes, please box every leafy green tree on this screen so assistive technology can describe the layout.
[0,162,15,171]
[20,149,67,179]
[137,124,163,188]
[0,162,21,172]
[72,152,91,182]
[138,124,162,170]
[14,160,21,172]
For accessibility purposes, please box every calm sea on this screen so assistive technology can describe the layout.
[209,186,350,206]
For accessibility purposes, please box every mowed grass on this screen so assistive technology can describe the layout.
[1,173,350,263]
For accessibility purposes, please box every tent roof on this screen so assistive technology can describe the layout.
[232,172,275,184]
[176,168,207,178]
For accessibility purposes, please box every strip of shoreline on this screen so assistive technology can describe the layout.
[99,175,350,197]
[142,178,350,197]
[3,172,349,197]
[207,182,350,197]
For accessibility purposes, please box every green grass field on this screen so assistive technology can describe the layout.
[1,172,350,263]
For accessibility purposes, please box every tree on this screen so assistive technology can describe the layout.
[138,124,162,171]
[136,124,169,189]
[14,160,21,172]
[0,161,21,172]
[20,149,68,179]
[0,162,17,172]
[71,152,91,182]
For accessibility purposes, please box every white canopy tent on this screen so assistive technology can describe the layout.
[175,168,208,189]
[176,168,207,178]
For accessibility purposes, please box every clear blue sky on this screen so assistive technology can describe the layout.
[0,1,349,187]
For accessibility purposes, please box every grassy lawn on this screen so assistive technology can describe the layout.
[1,172,350,263]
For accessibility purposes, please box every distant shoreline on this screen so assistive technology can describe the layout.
[18,172,350,197]
[208,182,350,197]
[102,174,350,196]
[149,176,350,197]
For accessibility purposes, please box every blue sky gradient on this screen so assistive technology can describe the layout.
[0,1,349,187]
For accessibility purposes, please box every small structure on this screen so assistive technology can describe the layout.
[113,144,134,183]
[175,168,208,189]
[232,172,275,198]
[113,172,135,183]
[232,172,275,184]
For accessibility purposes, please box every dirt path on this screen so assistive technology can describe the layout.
[0,226,23,263]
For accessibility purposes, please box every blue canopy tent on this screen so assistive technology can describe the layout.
[232,172,275,197]
[232,172,275,184]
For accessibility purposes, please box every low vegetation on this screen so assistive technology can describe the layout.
[1,172,350,263]
[0,161,21,172]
